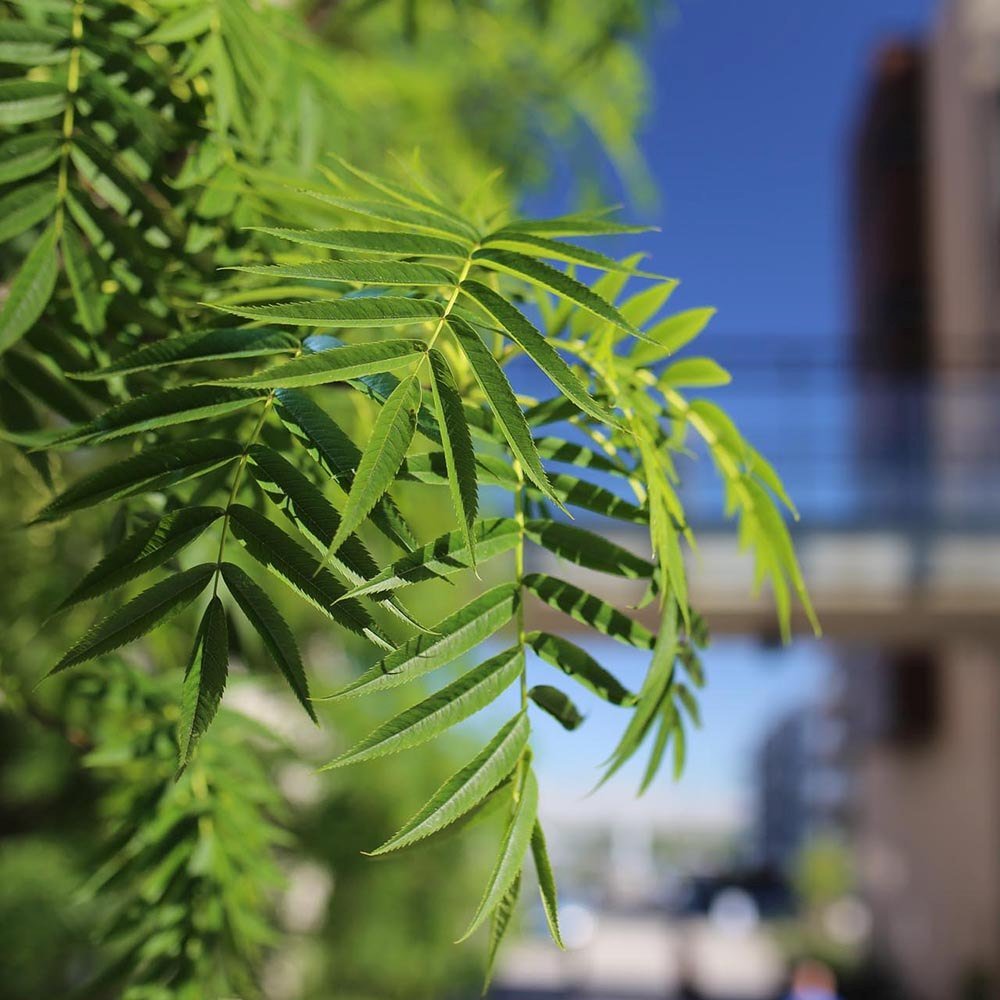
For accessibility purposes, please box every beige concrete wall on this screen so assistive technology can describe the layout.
[926,0,999,368]
[856,644,1000,999]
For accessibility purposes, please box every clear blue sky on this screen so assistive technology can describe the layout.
[634,0,938,344]
[516,0,941,828]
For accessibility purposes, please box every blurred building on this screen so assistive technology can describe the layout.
[755,707,846,875]
[841,3,1000,997]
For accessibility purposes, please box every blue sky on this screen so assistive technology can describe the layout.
[519,0,939,829]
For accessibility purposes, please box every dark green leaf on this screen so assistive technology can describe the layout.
[220,561,316,720]
[226,259,455,286]
[447,315,556,504]
[0,131,59,185]
[339,517,520,600]
[54,507,223,613]
[461,280,619,426]
[72,328,300,379]
[529,685,584,730]
[0,180,57,244]
[178,596,229,765]
[31,440,243,523]
[525,631,635,706]
[227,504,389,650]
[525,519,654,578]
[471,252,640,338]
[531,821,565,949]
[56,387,264,446]
[523,573,655,649]
[51,565,215,675]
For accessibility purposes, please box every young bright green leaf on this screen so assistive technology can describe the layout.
[619,281,679,328]
[72,328,300,379]
[50,564,215,675]
[531,821,565,949]
[251,226,468,258]
[659,357,732,388]
[322,583,519,699]
[322,373,421,563]
[459,768,538,942]
[629,307,717,365]
[528,685,584,731]
[460,281,619,427]
[31,440,243,523]
[339,517,520,601]
[0,80,65,126]
[447,316,557,506]
[472,250,640,338]
[215,296,443,328]
[522,573,656,649]
[322,646,522,769]
[227,504,390,650]
[220,562,316,720]
[0,131,59,185]
[178,596,229,766]
[0,223,58,354]
[600,596,678,788]
[226,259,456,287]
[370,713,529,855]
[56,387,265,446]
[212,340,425,389]
[54,507,223,613]
[525,631,635,706]
[638,701,676,794]
[524,520,654,578]
[428,349,478,562]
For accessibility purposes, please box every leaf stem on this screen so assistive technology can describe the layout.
[54,0,85,237]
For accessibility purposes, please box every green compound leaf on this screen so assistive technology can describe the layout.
[371,713,529,855]
[0,223,58,354]
[459,768,538,942]
[51,565,215,675]
[523,573,655,649]
[178,596,229,766]
[72,328,299,379]
[322,646,522,769]
[321,583,519,700]
[322,373,422,562]
[427,348,478,562]
[214,296,443,328]
[525,631,635,707]
[528,685,585,731]
[531,820,565,949]
[54,507,223,613]
[220,561,315,720]
[227,504,390,651]
[212,339,425,388]
[31,440,243,523]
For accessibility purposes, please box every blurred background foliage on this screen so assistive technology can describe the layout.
[0,0,662,996]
